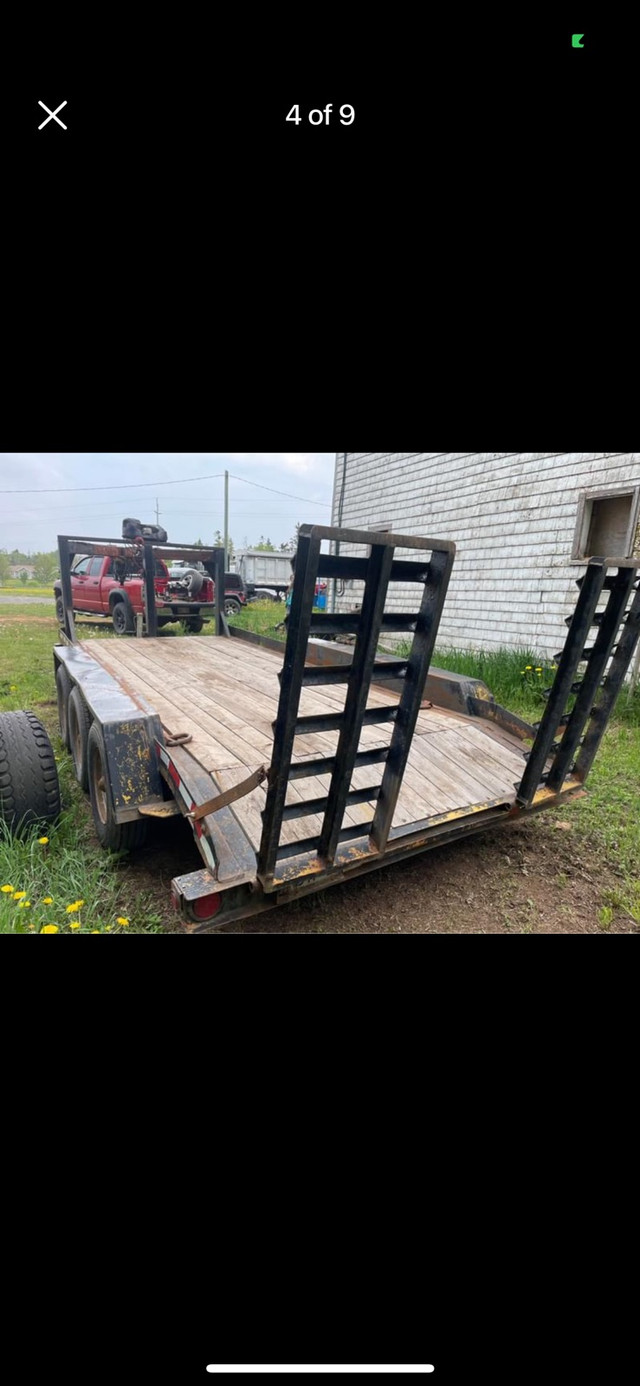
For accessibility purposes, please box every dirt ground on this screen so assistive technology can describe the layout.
[18,696,636,935]
[110,802,633,934]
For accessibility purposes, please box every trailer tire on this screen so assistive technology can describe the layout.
[56,665,72,749]
[111,597,135,636]
[68,687,92,791]
[0,711,61,836]
[87,722,149,852]
[55,595,65,625]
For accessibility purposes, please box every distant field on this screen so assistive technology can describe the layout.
[0,585,54,598]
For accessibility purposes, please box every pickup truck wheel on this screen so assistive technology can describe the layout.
[67,687,92,791]
[87,722,148,851]
[0,710,61,836]
[224,597,241,616]
[182,616,204,634]
[56,665,72,749]
[111,598,134,636]
[55,596,65,625]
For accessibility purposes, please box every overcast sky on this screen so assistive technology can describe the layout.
[0,453,336,555]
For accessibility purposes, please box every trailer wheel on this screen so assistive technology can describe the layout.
[56,665,72,749]
[55,595,65,625]
[67,687,92,791]
[182,616,204,634]
[87,722,148,851]
[111,597,135,636]
[224,597,241,616]
[0,711,61,836]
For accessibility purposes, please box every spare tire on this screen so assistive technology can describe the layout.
[182,568,204,598]
[0,711,61,836]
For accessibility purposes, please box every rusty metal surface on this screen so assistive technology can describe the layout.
[160,743,257,885]
[137,800,181,817]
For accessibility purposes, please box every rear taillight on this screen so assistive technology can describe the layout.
[191,892,222,921]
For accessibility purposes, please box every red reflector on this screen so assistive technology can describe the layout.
[191,892,222,921]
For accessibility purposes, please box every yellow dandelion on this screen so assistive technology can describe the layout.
[1,884,15,893]
[38,836,49,845]
[116,916,130,926]
[40,924,59,934]
[535,667,542,672]
[42,896,53,905]
[65,900,85,914]
[17,900,31,909]
[13,891,26,900]
[91,930,101,934]
[9,685,17,691]
[69,922,81,930]
[525,665,532,671]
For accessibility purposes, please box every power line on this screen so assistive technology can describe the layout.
[0,469,332,504]
[229,474,331,506]
[1,472,224,495]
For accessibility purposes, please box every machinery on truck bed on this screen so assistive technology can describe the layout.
[1,524,639,931]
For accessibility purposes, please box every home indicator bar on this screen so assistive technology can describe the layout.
[206,1370,435,1376]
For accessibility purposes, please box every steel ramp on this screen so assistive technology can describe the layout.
[257,525,455,889]
[517,558,640,807]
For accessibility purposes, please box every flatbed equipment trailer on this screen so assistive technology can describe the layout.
[3,525,639,931]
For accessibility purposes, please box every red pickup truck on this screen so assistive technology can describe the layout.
[54,552,219,634]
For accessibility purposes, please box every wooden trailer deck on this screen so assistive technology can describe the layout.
[80,634,530,854]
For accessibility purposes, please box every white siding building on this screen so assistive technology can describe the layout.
[330,452,640,657]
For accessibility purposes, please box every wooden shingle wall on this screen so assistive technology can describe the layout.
[330,452,640,656]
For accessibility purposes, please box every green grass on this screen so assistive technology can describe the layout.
[405,641,640,923]
[0,610,163,933]
[0,752,163,934]
[390,642,560,720]
[228,599,288,640]
[0,585,55,598]
[1,608,639,933]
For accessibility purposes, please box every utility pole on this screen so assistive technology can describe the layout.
[155,497,160,526]
[223,469,229,572]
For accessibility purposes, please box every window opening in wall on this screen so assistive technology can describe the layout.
[573,487,640,560]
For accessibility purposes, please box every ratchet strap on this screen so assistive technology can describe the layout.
[186,764,272,821]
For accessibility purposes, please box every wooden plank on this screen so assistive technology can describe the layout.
[93,641,276,764]
[436,726,524,791]
[405,735,501,809]
[452,724,528,777]
[85,642,246,771]
[82,637,521,840]
[101,645,276,760]
[422,730,519,799]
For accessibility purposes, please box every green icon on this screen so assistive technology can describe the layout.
[572,34,584,47]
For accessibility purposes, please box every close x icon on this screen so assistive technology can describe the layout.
[37,99,67,130]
